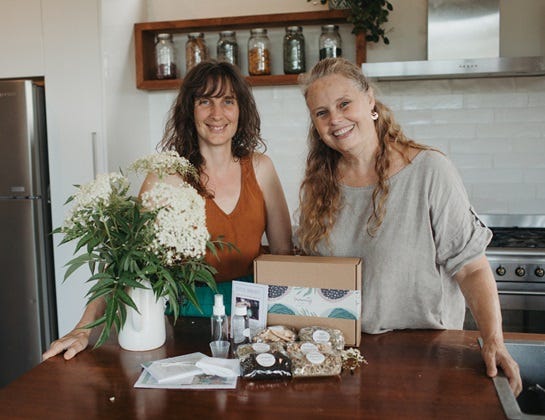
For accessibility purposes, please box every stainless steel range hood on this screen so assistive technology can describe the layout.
[361,0,545,80]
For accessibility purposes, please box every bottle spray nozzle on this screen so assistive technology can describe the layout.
[213,294,225,316]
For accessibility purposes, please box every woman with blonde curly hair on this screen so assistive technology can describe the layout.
[297,57,521,395]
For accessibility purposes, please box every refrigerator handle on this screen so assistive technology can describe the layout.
[91,132,98,179]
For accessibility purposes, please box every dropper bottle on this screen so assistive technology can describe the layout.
[211,294,229,342]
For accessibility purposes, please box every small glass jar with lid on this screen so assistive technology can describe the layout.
[154,33,177,80]
[186,32,208,72]
[283,26,305,74]
[247,28,271,76]
[319,25,342,60]
[217,30,239,67]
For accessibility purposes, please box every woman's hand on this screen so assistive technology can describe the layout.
[456,255,522,396]
[42,328,91,361]
[480,337,522,396]
[42,298,105,361]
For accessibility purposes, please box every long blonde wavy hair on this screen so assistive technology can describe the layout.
[296,58,430,254]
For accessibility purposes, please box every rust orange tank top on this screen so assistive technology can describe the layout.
[204,156,266,282]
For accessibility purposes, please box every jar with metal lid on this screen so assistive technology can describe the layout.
[217,30,239,67]
[155,33,177,80]
[247,28,271,76]
[319,25,342,60]
[283,26,305,74]
[186,32,208,72]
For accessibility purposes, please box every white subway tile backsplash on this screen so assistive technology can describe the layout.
[431,108,495,123]
[459,168,524,183]
[449,137,512,154]
[494,107,545,123]
[464,93,529,109]
[475,122,542,139]
[451,78,517,93]
[412,123,475,140]
[450,154,494,169]
[401,94,464,110]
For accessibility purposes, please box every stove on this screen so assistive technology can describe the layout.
[477,214,545,333]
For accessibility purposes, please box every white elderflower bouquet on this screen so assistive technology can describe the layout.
[57,151,231,347]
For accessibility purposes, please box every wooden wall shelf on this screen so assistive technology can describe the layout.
[134,10,356,90]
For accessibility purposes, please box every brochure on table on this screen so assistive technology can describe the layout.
[134,352,240,389]
[230,280,268,336]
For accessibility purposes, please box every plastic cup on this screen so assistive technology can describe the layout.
[209,340,230,358]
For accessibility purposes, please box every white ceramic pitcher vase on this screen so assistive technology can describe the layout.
[118,280,166,351]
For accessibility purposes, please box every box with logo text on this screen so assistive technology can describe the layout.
[254,254,362,346]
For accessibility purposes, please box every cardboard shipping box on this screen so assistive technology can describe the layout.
[254,254,362,346]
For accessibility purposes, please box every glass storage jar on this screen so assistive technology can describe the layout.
[247,28,271,76]
[319,25,342,60]
[283,26,305,74]
[154,33,177,80]
[186,32,208,72]
[217,30,239,67]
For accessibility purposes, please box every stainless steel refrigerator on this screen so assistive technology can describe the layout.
[0,79,57,387]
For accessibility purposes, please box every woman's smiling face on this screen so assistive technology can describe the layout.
[194,79,239,148]
[306,73,377,157]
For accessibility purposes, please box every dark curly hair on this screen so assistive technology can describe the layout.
[160,59,265,196]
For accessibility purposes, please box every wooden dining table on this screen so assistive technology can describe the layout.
[1,317,541,419]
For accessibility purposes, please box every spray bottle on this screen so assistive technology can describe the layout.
[211,294,229,342]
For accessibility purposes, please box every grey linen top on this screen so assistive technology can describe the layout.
[314,150,492,334]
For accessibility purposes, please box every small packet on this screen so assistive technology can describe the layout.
[286,341,342,378]
[236,342,285,359]
[252,325,297,343]
[297,326,345,351]
[237,342,292,379]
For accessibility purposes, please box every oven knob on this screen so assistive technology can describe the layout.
[496,266,506,276]
[515,267,526,277]
[535,267,545,277]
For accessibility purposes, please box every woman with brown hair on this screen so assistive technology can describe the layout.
[44,60,292,360]
[296,57,521,395]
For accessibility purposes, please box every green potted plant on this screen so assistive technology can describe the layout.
[309,0,393,63]
[56,151,232,349]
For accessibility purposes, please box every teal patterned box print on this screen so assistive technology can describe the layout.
[267,285,360,320]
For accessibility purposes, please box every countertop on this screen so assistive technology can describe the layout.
[1,317,543,419]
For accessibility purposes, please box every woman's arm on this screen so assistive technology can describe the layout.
[253,154,293,254]
[42,298,106,361]
[455,255,522,396]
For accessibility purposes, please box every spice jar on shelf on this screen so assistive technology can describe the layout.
[154,33,177,80]
[248,28,271,76]
[319,24,342,60]
[186,32,208,72]
[217,30,239,67]
[283,26,305,74]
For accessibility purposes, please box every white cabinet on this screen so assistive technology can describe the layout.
[41,0,106,335]
[0,0,44,78]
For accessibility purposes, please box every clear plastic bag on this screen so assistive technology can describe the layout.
[252,325,297,343]
[297,326,345,351]
[237,343,292,380]
[286,341,342,378]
